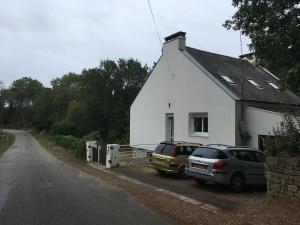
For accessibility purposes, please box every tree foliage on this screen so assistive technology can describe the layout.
[265,113,300,156]
[3,58,149,144]
[224,0,300,94]
[7,77,43,127]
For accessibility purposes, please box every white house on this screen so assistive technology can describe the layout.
[130,32,300,150]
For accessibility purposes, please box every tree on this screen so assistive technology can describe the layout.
[32,88,53,131]
[9,77,44,127]
[5,58,149,144]
[265,112,300,156]
[50,73,81,122]
[224,0,300,94]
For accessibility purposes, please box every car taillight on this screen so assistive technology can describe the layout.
[173,146,177,157]
[212,160,227,171]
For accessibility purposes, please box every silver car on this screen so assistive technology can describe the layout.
[186,145,266,192]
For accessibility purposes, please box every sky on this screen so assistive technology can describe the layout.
[0,0,251,87]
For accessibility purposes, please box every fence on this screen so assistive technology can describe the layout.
[119,144,157,166]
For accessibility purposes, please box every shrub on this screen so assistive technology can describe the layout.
[49,134,86,159]
[83,131,102,143]
[50,120,73,135]
[265,113,300,156]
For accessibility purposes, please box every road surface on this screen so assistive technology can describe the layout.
[0,130,171,225]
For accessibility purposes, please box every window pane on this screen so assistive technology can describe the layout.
[235,151,254,162]
[176,146,185,155]
[186,147,195,155]
[203,117,208,132]
[155,144,165,154]
[161,144,174,156]
[194,118,202,132]
[192,147,228,159]
[252,152,266,163]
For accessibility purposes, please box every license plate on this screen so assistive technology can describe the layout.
[191,162,208,169]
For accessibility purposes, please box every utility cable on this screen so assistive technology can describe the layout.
[147,0,174,76]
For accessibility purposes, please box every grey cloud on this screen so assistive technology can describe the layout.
[0,0,250,87]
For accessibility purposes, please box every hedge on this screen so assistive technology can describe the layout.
[49,135,86,159]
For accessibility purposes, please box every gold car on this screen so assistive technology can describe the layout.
[150,142,202,177]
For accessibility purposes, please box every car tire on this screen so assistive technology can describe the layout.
[178,166,187,178]
[156,169,165,175]
[230,173,245,193]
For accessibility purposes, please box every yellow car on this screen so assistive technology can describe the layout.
[150,142,202,177]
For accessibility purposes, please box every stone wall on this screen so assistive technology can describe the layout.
[266,156,300,200]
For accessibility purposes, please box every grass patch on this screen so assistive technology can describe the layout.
[32,133,85,165]
[0,132,15,156]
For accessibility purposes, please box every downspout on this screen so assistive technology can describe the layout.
[241,78,245,121]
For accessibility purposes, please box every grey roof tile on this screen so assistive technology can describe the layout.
[185,47,300,106]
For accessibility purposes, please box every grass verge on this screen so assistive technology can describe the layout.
[0,132,15,156]
[33,133,85,165]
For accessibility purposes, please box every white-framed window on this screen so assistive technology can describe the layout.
[219,73,236,85]
[267,81,280,90]
[247,79,263,89]
[189,113,208,137]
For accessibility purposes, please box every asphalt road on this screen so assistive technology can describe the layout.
[0,130,171,225]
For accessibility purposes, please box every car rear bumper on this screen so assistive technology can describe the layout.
[186,168,230,184]
[150,163,179,173]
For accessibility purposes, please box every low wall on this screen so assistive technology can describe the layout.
[266,156,300,200]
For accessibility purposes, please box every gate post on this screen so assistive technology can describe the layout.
[106,144,120,168]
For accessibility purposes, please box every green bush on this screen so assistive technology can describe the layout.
[50,121,73,136]
[49,134,86,159]
[265,113,300,156]
[83,131,102,143]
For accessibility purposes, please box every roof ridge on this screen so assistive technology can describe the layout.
[186,46,243,62]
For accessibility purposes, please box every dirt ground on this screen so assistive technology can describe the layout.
[35,135,300,225]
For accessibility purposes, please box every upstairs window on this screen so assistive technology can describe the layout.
[247,79,263,89]
[267,81,280,90]
[219,73,236,85]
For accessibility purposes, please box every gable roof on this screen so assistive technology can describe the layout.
[185,47,300,106]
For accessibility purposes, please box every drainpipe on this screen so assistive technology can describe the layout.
[0,91,3,133]
[241,79,245,121]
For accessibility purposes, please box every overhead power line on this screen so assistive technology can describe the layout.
[147,0,163,47]
[147,0,174,76]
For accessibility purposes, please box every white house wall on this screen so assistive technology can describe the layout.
[130,38,236,147]
[245,106,282,148]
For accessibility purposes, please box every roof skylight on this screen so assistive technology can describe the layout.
[219,74,236,85]
[267,81,280,90]
[247,79,263,89]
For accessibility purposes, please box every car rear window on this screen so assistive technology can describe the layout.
[192,147,228,159]
[154,144,165,154]
[154,144,174,156]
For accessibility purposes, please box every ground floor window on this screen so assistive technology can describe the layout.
[189,113,208,137]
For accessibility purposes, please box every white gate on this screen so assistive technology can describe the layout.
[119,144,157,166]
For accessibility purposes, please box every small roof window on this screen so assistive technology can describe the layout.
[267,81,280,90]
[247,79,263,89]
[219,73,236,85]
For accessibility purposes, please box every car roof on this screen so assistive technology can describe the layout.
[160,141,202,146]
[199,144,259,151]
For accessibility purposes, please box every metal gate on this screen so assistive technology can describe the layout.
[119,144,157,166]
